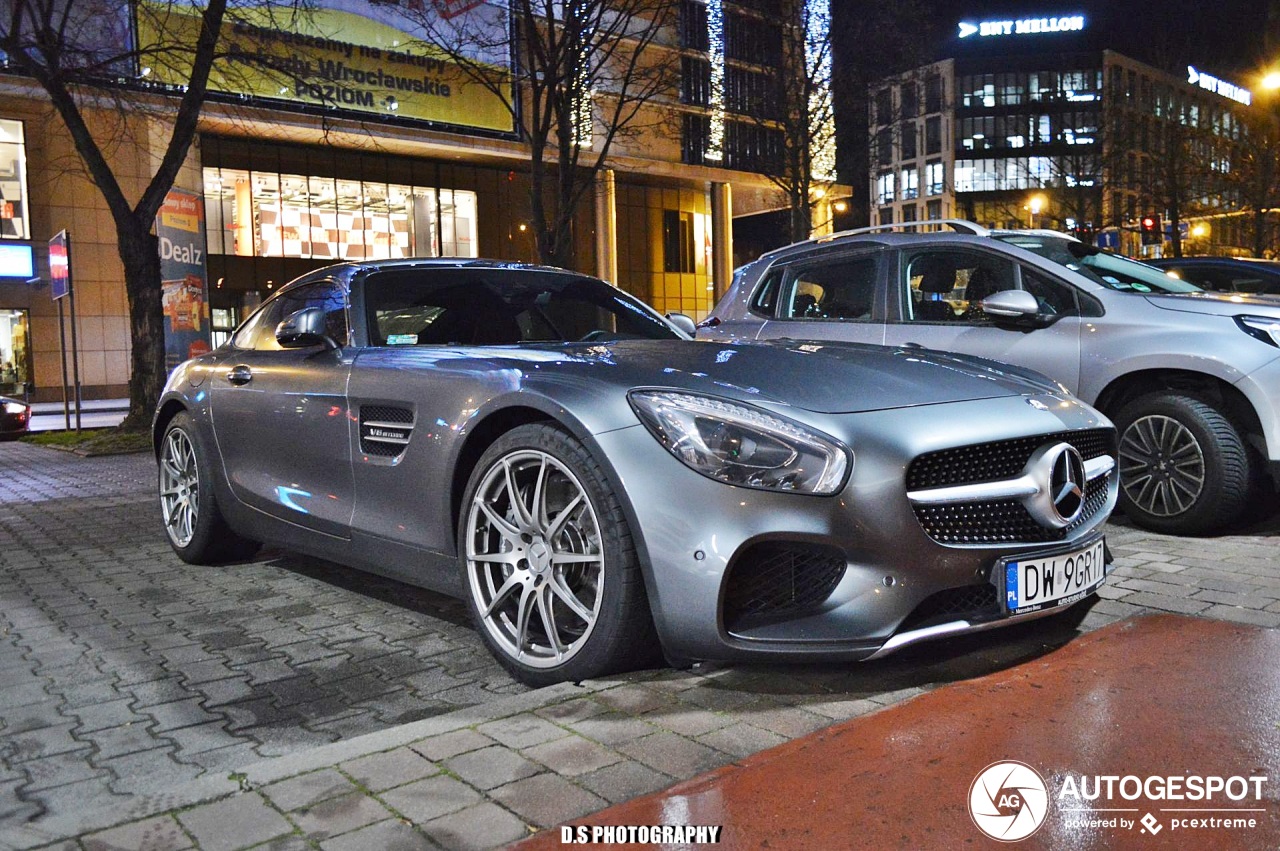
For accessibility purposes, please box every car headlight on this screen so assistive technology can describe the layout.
[628,391,849,495]
[1237,315,1280,347]
[2,401,26,415]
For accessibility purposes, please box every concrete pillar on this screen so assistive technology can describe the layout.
[595,169,617,283]
[710,181,733,301]
[811,196,833,238]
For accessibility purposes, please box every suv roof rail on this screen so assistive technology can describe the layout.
[822,219,991,240]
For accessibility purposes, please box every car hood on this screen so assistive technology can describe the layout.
[543,339,1061,415]
[1144,291,1280,316]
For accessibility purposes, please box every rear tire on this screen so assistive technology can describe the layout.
[158,411,260,563]
[1114,394,1253,535]
[459,423,658,686]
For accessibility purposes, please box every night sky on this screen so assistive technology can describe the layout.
[933,0,1277,76]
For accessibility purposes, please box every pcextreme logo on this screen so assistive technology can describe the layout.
[969,761,1050,841]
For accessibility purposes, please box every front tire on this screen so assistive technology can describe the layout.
[158,411,260,563]
[1114,394,1254,535]
[459,423,657,686]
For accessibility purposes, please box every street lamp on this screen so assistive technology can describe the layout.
[1025,194,1046,229]
[1262,71,1280,91]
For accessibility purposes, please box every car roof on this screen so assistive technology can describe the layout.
[751,221,1082,266]
[274,258,602,297]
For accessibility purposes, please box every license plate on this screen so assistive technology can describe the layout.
[1002,538,1107,614]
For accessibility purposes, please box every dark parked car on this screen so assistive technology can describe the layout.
[1148,257,1280,296]
[0,395,30,440]
[155,260,1116,684]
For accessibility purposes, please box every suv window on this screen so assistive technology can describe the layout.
[994,234,1201,294]
[233,281,349,351]
[750,269,783,317]
[900,250,1017,323]
[1021,267,1081,316]
[778,255,877,321]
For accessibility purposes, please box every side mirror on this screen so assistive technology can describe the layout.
[980,289,1040,319]
[665,312,697,337]
[276,307,338,350]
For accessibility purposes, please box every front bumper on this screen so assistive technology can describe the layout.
[594,393,1116,664]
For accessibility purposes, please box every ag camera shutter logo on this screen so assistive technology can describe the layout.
[969,761,1050,841]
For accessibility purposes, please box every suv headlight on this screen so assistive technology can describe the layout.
[1237,315,1280,347]
[628,391,849,495]
[2,401,26,415]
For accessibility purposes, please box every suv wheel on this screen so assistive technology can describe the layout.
[1114,394,1253,534]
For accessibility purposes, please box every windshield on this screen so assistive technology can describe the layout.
[363,268,681,346]
[993,234,1203,295]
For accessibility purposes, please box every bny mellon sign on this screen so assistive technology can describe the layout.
[136,0,513,133]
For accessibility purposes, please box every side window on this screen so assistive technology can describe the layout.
[1020,267,1080,316]
[778,256,877,321]
[901,251,1016,324]
[749,269,783,317]
[232,281,349,351]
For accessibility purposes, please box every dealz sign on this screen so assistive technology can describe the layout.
[156,190,212,372]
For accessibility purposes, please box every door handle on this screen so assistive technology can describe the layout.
[226,365,253,386]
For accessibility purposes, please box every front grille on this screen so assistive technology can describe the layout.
[909,429,1115,545]
[360,405,415,457]
[907,429,1113,489]
[723,542,846,628]
[898,584,1000,632]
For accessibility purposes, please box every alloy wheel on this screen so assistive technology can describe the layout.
[466,450,604,669]
[159,428,200,547]
[1118,414,1206,518]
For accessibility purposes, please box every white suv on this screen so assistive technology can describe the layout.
[700,221,1280,535]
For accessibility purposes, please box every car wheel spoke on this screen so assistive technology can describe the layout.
[503,458,536,531]
[514,582,537,658]
[549,573,593,624]
[550,552,600,565]
[477,500,522,545]
[546,493,584,540]
[536,586,562,659]
[481,573,523,618]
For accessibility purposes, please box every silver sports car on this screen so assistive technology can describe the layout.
[154,260,1118,685]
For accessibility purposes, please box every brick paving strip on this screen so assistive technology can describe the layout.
[2,444,1280,849]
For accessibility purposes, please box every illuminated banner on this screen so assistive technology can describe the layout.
[49,231,70,301]
[156,189,212,371]
[137,1,513,133]
[1187,67,1252,106]
[958,14,1085,39]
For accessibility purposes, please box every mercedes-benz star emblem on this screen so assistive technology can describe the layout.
[1021,442,1087,528]
[1049,445,1086,523]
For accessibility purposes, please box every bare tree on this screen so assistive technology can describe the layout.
[1228,108,1280,256]
[729,0,834,243]
[393,0,674,269]
[0,0,307,428]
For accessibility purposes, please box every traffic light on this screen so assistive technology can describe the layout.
[1140,214,1162,246]
[1070,222,1096,245]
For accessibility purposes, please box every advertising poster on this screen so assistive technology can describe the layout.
[136,0,513,132]
[157,189,212,372]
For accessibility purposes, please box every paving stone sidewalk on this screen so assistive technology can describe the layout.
[2,443,1280,850]
[0,443,525,829]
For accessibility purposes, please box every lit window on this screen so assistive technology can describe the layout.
[0,118,30,240]
[202,167,478,261]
